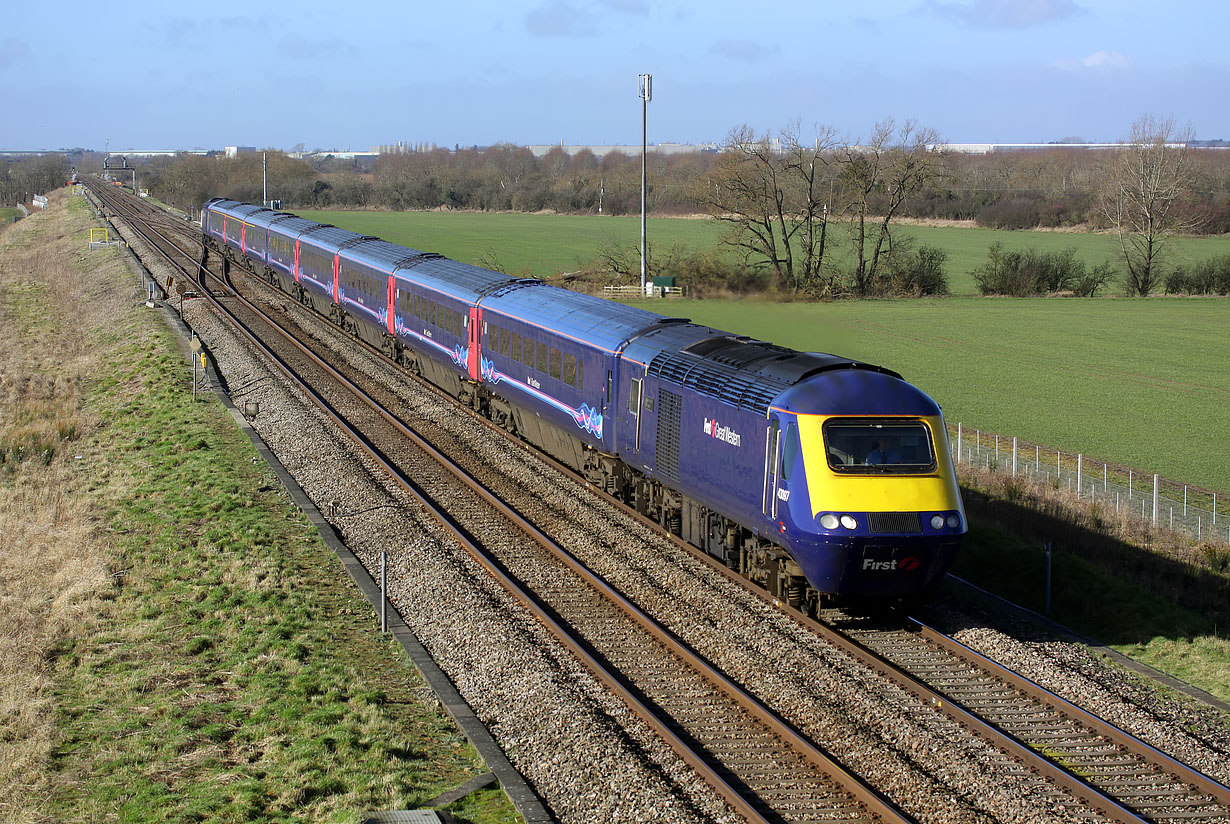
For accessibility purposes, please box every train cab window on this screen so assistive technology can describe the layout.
[781,422,800,481]
[548,348,561,380]
[510,333,522,363]
[563,354,577,387]
[537,341,549,375]
[628,378,642,414]
[822,420,936,474]
[499,327,510,356]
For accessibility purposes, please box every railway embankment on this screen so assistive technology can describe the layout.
[0,192,518,822]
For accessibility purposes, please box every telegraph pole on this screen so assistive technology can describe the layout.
[638,73,652,294]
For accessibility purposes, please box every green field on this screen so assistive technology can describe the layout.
[0,206,21,225]
[301,209,1230,295]
[626,297,1230,494]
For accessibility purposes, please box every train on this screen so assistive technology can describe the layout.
[201,198,966,610]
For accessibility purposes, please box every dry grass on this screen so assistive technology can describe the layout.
[0,191,134,824]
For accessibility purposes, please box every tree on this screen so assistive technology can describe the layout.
[706,122,839,293]
[836,118,948,295]
[1099,115,1199,296]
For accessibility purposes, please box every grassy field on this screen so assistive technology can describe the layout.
[0,206,20,224]
[301,209,1230,296]
[625,297,1230,495]
[0,195,518,823]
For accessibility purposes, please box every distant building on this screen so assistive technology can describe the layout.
[224,146,257,158]
[524,142,719,158]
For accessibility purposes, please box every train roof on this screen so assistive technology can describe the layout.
[403,257,522,304]
[208,199,265,221]
[297,224,365,252]
[264,214,319,235]
[773,369,941,417]
[479,281,672,354]
[625,322,905,415]
[340,238,429,272]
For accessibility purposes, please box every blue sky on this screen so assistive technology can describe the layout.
[3,0,1226,151]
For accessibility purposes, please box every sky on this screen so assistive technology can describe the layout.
[3,0,1227,152]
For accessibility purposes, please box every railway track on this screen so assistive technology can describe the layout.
[86,179,1230,824]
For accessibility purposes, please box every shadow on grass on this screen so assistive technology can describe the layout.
[954,486,1230,646]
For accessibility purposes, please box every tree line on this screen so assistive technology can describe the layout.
[9,114,1223,297]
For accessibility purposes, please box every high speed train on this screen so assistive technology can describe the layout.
[203,198,965,610]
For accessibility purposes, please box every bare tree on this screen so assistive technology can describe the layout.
[1100,115,1199,296]
[837,119,947,295]
[706,122,839,293]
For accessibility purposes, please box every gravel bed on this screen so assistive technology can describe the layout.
[923,597,1230,786]
[111,212,1221,824]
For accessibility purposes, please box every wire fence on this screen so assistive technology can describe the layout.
[947,422,1228,546]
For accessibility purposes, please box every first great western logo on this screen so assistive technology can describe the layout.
[703,418,742,447]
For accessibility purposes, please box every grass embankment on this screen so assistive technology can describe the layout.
[0,194,518,823]
[0,207,20,224]
[301,208,1230,296]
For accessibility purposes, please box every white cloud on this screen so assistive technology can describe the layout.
[1081,49,1130,70]
[924,0,1082,27]
[525,0,595,36]
[1055,49,1130,71]
[710,39,779,63]
[0,37,31,70]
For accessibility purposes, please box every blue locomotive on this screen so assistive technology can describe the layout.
[202,198,965,609]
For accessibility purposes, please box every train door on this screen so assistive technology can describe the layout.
[629,376,643,453]
[763,417,782,520]
[467,307,481,381]
[386,277,397,336]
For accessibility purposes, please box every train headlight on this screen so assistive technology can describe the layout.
[839,514,858,530]
[946,514,961,529]
[819,514,839,530]
[930,514,945,530]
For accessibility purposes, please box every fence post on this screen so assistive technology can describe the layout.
[1183,486,1187,516]
[1152,474,1159,525]
[1103,464,1107,492]
[1129,469,1133,499]
[1214,493,1218,526]
[995,435,999,464]
[1011,437,1017,478]
[1035,445,1039,473]
[1076,454,1083,499]
[956,423,962,465]
[976,429,980,456]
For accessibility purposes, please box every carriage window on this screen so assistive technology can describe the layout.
[563,353,577,387]
[781,422,800,481]
[549,348,561,380]
[510,333,522,363]
[537,341,549,374]
[822,419,936,474]
[499,327,510,356]
[576,359,583,389]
